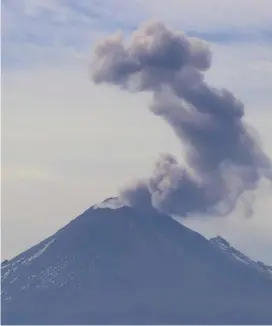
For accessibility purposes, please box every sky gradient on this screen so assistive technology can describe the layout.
[2,0,272,264]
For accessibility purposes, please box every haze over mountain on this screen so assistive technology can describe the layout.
[2,199,272,325]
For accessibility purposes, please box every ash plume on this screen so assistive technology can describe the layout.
[90,21,272,218]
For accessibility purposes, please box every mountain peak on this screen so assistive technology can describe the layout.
[2,200,272,324]
[92,197,126,210]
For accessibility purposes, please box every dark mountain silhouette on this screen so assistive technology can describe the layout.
[2,199,272,324]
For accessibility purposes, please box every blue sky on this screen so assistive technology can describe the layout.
[2,0,272,263]
[2,0,272,69]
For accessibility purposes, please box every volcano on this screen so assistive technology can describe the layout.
[1,198,272,324]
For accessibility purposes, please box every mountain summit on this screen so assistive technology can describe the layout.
[2,201,272,324]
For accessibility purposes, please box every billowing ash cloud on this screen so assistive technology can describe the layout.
[90,21,272,218]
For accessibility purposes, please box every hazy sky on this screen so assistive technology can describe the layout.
[2,0,272,264]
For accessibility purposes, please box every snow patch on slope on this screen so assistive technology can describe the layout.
[23,238,55,264]
[93,197,125,210]
[210,236,272,279]
[1,238,56,286]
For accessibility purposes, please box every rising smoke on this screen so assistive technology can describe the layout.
[91,21,272,218]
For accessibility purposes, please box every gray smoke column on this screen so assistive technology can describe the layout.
[90,21,272,218]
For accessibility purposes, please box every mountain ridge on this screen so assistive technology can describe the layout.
[2,200,272,324]
[210,235,272,279]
